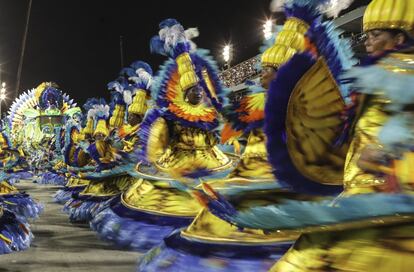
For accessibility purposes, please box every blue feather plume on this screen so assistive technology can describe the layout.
[130,61,153,75]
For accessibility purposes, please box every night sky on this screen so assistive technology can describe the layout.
[0,0,369,108]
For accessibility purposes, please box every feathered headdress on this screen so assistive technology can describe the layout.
[262,0,335,69]
[148,19,226,131]
[38,84,63,110]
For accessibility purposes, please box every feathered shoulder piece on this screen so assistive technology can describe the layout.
[221,83,266,144]
[150,19,226,131]
[345,53,414,151]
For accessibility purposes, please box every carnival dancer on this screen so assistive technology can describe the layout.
[91,19,234,251]
[64,98,124,221]
[0,129,34,254]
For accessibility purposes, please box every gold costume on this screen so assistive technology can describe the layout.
[123,124,232,218]
[344,95,391,194]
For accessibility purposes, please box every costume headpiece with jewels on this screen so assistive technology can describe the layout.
[363,0,414,37]
[148,18,225,131]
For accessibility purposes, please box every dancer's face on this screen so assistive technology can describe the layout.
[94,133,105,141]
[185,86,204,105]
[260,67,277,89]
[128,113,142,126]
[364,29,406,56]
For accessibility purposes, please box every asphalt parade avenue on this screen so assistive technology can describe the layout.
[0,180,141,272]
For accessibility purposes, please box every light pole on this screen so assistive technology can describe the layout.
[15,0,33,98]
[0,82,6,116]
[222,44,232,70]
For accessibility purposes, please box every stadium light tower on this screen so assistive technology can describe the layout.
[222,44,232,69]
[0,82,6,116]
[263,19,273,40]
